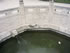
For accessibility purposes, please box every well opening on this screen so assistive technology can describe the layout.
[0,30,70,53]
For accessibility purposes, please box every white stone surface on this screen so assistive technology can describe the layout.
[11,30,18,37]
[0,0,70,11]
[0,0,70,42]
[0,6,70,38]
[0,31,11,41]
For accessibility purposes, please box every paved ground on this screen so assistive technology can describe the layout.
[0,0,70,11]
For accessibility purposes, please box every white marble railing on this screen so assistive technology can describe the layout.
[0,6,70,42]
[0,6,70,18]
[0,8,18,18]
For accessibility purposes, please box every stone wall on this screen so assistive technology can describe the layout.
[0,6,70,42]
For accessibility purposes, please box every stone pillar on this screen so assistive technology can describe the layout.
[18,0,25,26]
[49,0,54,13]
[48,0,54,26]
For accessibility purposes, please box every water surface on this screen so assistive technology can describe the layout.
[0,30,70,53]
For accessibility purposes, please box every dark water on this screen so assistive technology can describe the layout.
[0,30,70,53]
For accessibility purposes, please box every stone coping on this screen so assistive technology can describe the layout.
[0,25,70,43]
